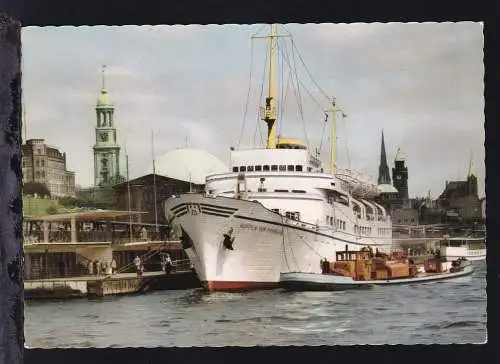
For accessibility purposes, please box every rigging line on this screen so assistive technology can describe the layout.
[237,38,255,148]
[280,216,291,272]
[290,227,323,258]
[318,112,328,154]
[278,40,294,136]
[278,37,286,137]
[284,222,299,271]
[278,40,305,135]
[278,40,326,114]
[282,24,331,102]
[290,38,309,146]
[342,114,352,169]
[253,40,269,148]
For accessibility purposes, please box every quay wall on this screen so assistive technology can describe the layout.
[25,280,88,294]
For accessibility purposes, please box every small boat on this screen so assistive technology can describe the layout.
[280,247,474,291]
[438,236,486,261]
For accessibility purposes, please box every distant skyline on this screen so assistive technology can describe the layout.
[21,23,484,198]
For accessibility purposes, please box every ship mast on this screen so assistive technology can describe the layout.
[262,24,278,149]
[326,97,346,174]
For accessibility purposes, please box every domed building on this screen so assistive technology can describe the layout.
[113,148,228,224]
[151,148,228,185]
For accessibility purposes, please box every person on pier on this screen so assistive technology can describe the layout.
[96,260,101,276]
[111,257,117,274]
[165,253,172,274]
[133,255,141,276]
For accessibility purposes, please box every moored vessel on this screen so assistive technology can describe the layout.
[280,246,474,291]
[164,24,394,292]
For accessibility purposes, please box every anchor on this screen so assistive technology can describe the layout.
[223,227,235,250]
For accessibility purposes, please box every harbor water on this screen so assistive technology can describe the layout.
[25,261,487,347]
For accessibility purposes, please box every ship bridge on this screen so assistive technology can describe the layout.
[226,137,322,175]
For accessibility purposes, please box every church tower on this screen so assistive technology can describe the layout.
[377,130,392,185]
[392,147,409,202]
[93,65,122,187]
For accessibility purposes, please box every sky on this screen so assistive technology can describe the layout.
[21,22,484,198]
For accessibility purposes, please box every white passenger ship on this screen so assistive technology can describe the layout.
[164,24,394,291]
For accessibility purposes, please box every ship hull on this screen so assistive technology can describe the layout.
[281,223,392,274]
[166,194,393,291]
[165,194,284,292]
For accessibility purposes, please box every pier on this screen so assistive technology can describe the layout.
[23,210,201,299]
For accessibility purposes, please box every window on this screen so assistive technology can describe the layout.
[41,160,45,167]
[274,189,288,193]
[292,190,306,193]
[255,165,262,171]
[279,165,286,171]
[239,166,246,172]
[271,165,278,171]
[296,165,303,172]
[22,161,25,167]
[263,165,270,171]
[307,167,312,172]
[247,166,254,172]
[287,165,294,171]
[36,160,40,167]
[232,167,238,172]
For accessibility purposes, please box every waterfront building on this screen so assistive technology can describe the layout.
[436,153,482,224]
[22,138,76,198]
[93,66,124,187]
[113,148,228,225]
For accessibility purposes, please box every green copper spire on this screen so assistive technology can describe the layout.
[96,64,112,107]
[395,147,405,162]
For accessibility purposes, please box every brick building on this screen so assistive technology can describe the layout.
[22,138,76,198]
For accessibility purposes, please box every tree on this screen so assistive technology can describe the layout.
[23,182,51,197]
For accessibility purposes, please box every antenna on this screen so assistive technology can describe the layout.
[101,64,107,89]
[151,130,159,233]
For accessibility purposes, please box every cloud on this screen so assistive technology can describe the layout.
[21,23,484,198]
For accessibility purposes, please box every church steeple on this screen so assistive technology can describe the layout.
[467,151,476,177]
[93,65,122,187]
[378,130,391,185]
[467,151,478,197]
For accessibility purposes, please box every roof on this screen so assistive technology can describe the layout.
[378,184,399,194]
[276,137,307,149]
[96,89,112,107]
[151,148,228,184]
[25,210,147,222]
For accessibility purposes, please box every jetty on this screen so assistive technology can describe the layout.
[23,209,200,299]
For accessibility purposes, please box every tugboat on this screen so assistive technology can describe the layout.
[280,245,474,291]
